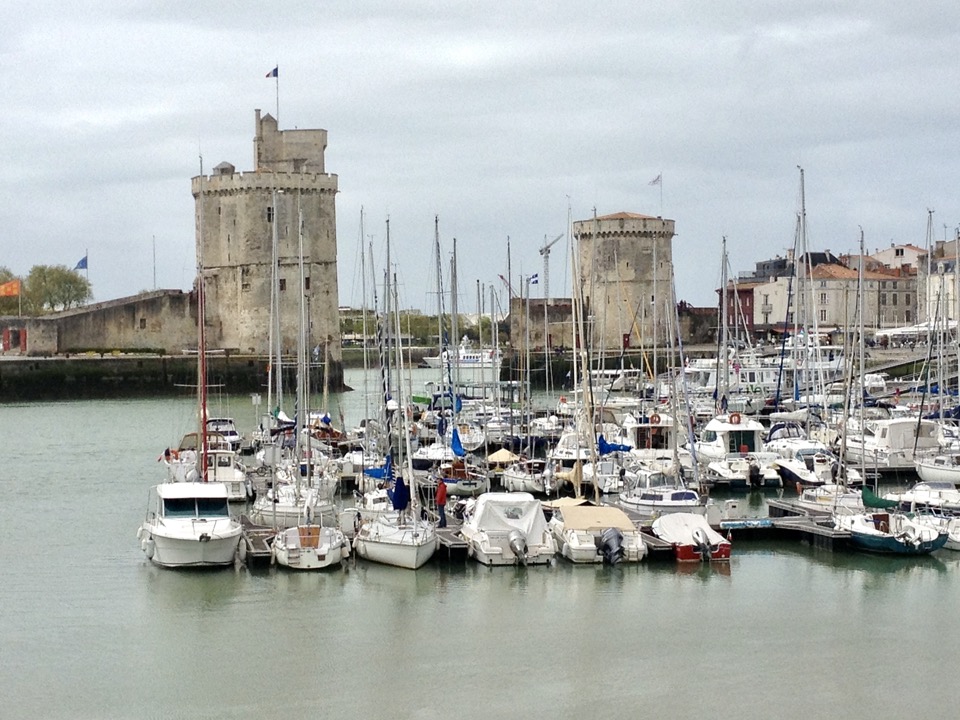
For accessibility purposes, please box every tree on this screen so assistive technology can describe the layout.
[25,265,93,312]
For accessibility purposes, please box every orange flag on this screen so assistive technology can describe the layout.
[0,279,21,297]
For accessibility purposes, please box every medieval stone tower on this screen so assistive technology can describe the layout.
[573,212,676,350]
[191,109,342,386]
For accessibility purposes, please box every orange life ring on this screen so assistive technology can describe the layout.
[559,396,567,403]
[649,413,661,424]
[730,412,742,425]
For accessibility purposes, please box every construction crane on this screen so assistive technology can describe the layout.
[538,233,564,300]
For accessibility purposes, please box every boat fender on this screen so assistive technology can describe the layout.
[730,412,742,425]
[245,479,256,501]
[256,465,267,476]
[238,539,248,564]
[142,536,155,560]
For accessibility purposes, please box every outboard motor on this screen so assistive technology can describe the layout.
[596,527,625,565]
[508,529,528,565]
[691,527,712,561]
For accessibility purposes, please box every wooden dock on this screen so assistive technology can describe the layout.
[239,515,275,567]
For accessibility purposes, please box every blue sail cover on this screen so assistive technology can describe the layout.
[598,434,631,455]
[363,453,393,480]
[451,427,467,457]
[390,471,410,511]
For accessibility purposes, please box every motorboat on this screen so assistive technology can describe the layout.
[771,448,861,489]
[160,445,254,503]
[693,412,766,466]
[651,512,731,562]
[547,501,646,564]
[618,469,706,517]
[206,417,242,452]
[272,524,350,570]
[459,492,557,566]
[137,482,241,568]
[843,416,940,472]
[705,452,782,490]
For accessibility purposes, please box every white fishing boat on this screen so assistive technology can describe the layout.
[137,482,241,568]
[693,412,767,466]
[422,335,502,371]
[206,417,242,452]
[460,492,557,566]
[272,524,350,570]
[547,501,646,564]
[843,416,940,472]
[795,483,863,513]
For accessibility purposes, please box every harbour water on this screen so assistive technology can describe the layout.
[2,367,958,719]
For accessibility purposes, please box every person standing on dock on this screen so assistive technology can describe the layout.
[436,478,448,528]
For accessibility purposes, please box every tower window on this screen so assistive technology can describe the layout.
[279,279,286,292]
[139,318,146,329]
[305,277,311,290]
[267,207,274,223]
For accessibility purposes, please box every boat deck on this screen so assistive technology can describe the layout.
[240,515,275,566]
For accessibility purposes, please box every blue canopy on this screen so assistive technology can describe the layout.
[598,434,631,455]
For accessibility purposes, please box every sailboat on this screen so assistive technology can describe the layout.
[138,157,241,567]
[352,234,438,569]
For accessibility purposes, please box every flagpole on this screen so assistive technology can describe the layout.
[85,248,89,282]
[275,64,280,123]
[659,171,663,217]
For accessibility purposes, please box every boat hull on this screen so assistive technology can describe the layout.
[140,523,241,568]
[353,521,438,569]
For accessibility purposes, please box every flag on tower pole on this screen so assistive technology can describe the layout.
[266,65,279,121]
[74,254,88,270]
[648,173,662,186]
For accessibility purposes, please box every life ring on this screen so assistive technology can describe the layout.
[649,413,661,424]
[729,412,742,425]
[559,396,567,404]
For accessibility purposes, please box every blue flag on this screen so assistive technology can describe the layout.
[74,255,88,270]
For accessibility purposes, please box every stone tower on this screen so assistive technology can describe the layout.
[573,212,676,350]
[191,110,342,386]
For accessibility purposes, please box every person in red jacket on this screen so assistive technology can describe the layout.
[436,477,448,528]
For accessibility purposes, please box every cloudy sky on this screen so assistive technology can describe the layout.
[4,1,960,313]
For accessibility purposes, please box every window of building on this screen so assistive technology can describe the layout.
[892,293,898,306]
[819,309,827,322]
[279,278,286,292]
[905,310,912,322]
[892,281,898,289]
[267,206,274,223]
[305,277,311,290]
[904,294,911,306]
[139,318,146,329]
[880,293,887,305]
[819,292,827,305]
[895,248,904,257]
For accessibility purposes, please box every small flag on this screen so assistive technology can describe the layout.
[74,255,88,270]
[265,66,278,78]
[0,279,21,297]
[649,173,662,186]
[529,273,539,285]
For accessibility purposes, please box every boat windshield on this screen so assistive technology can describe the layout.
[163,497,230,518]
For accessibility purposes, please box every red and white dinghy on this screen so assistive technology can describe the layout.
[652,512,731,562]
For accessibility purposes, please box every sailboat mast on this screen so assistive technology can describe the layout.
[197,156,209,481]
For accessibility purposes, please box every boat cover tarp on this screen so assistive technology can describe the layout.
[466,492,548,537]
[389,471,410,511]
[487,448,519,464]
[652,512,726,545]
[363,453,393,480]
[598,434,631,455]
[861,485,899,510]
[556,504,636,532]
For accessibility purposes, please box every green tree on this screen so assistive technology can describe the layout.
[25,265,93,312]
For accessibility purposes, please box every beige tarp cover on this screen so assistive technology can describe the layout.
[556,504,636,532]
[487,448,520,464]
